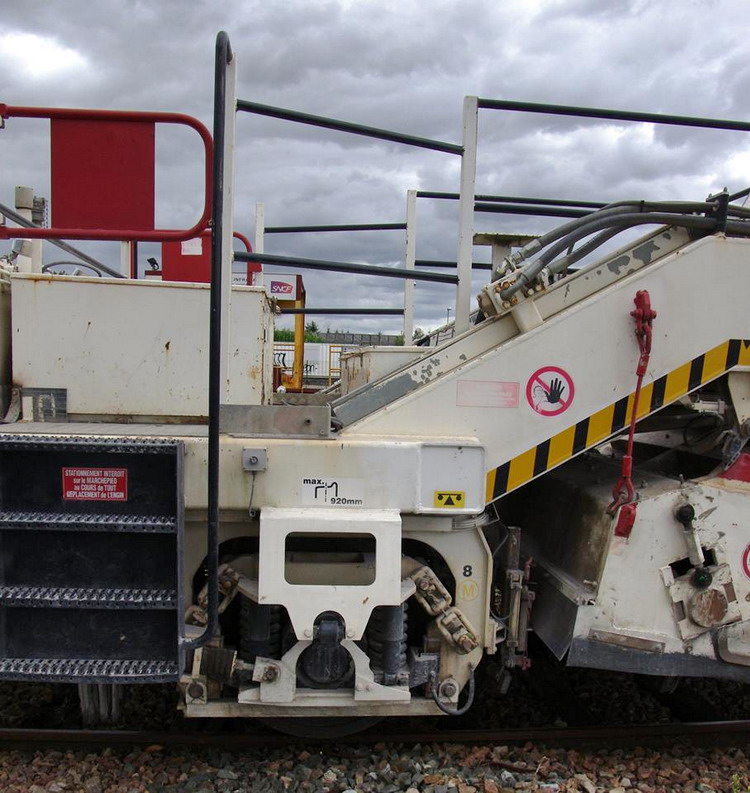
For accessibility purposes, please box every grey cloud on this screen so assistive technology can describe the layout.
[2,0,750,334]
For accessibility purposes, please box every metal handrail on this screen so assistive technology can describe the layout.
[236,100,462,155]
[183,30,231,653]
[236,251,457,284]
[0,104,213,243]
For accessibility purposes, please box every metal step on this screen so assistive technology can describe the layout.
[0,657,180,683]
[0,586,177,609]
[0,511,176,533]
[0,432,184,684]
[0,434,181,454]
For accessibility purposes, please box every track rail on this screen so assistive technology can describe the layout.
[0,721,747,749]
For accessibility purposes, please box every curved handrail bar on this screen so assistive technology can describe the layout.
[0,104,213,242]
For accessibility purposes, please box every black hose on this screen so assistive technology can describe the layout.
[506,200,716,270]
[549,226,625,273]
[429,667,476,716]
[500,212,730,300]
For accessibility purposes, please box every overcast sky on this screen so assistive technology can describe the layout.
[2,0,750,335]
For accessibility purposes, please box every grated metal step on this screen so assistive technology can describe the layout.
[0,435,181,454]
[0,586,177,609]
[0,432,184,684]
[0,657,180,683]
[0,511,176,533]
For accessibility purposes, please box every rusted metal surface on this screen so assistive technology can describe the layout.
[690,588,729,628]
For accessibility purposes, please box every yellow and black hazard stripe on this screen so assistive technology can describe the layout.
[485,339,750,502]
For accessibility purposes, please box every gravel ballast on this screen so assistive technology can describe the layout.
[0,742,748,793]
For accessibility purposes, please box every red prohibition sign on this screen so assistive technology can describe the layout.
[743,544,750,579]
[526,365,575,416]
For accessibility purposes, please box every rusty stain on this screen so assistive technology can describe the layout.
[164,340,171,351]
[689,588,728,628]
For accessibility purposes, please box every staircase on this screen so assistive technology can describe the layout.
[0,434,184,683]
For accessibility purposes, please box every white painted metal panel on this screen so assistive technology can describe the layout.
[258,507,402,639]
[341,346,427,394]
[11,275,273,417]
[342,237,750,481]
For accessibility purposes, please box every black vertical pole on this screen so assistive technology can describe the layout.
[184,31,231,650]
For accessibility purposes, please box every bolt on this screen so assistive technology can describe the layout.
[440,680,458,698]
[346,629,355,638]
[261,665,279,683]
[187,682,204,700]
[457,635,477,653]
[304,629,312,638]
[526,289,534,297]
[417,579,431,592]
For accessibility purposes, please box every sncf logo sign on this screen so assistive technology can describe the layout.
[270,281,294,295]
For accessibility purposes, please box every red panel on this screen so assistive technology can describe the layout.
[161,232,261,284]
[51,119,155,231]
[162,232,211,282]
[719,452,750,483]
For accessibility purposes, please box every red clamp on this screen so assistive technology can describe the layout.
[608,290,656,536]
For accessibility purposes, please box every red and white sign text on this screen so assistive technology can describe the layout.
[62,467,128,502]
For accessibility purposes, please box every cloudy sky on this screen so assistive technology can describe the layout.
[2,0,750,336]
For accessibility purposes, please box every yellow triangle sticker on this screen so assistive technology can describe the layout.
[433,490,465,508]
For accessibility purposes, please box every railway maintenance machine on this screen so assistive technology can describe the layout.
[1,34,750,732]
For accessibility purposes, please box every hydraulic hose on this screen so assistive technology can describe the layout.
[503,200,716,273]
[551,226,625,273]
[540,211,750,275]
[531,202,750,280]
[499,212,743,301]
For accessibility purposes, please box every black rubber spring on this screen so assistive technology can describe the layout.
[366,604,408,680]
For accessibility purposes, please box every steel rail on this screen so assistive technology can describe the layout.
[475,203,590,219]
[236,251,458,284]
[0,720,747,749]
[265,223,407,234]
[278,308,404,315]
[417,190,606,209]
[236,100,463,155]
[477,98,750,133]
[415,259,491,270]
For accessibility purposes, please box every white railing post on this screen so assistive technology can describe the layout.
[455,96,478,335]
[220,50,238,401]
[14,186,42,273]
[254,202,265,254]
[403,189,417,344]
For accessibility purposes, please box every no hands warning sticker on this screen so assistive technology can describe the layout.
[743,544,750,579]
[62,467,128,502]
[526,366,575,416]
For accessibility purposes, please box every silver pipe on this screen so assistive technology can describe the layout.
[0,201,124,279]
